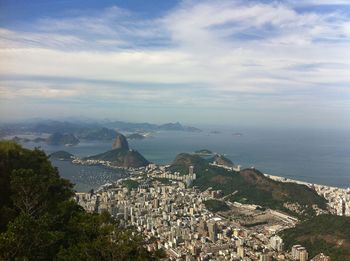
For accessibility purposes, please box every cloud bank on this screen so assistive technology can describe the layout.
[0,0,349,127]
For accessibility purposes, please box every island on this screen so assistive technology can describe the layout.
[194,149,213,156]
[82,133,149,168]
[49,150,75,160]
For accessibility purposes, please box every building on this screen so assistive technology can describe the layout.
[207,221,218,242]
[292,245,308,261]
[311,253,331,261]
[237,246,245,259]
[269,235,284,252]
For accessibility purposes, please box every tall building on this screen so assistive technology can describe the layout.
[269,235,284,252]
[189,165,194,175]
[237,246,245,259]
[207,221,218,242]
[292,245,308,261]
[299,248,308,261]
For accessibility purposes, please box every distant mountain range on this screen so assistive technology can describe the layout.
[0,119,201,138]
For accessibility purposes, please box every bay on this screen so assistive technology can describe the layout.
[19,127,350,190]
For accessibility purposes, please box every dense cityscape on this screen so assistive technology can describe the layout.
[75,161,348,260]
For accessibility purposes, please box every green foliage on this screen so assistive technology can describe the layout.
[186,157,326,217]
[280,215,350,260]
[169,153,209,175]
[204,199,229,212]
[0,141,158,260]
[122,179,140,190]
[49,150,74,160]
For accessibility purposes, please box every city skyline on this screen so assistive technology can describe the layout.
[0,0,350,128]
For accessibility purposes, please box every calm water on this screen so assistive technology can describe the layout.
[20,127,350,189]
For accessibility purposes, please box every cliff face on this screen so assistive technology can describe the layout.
[112,134,129,150]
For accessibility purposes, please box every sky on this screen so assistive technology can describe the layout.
[0,0,349,128]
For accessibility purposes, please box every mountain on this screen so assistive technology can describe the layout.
[105,120,201,132]
[169,153,208,174]
[86,148,149,168]
[49,151,74,160]
[169,153,327,217]
[47,132,79,146]
[76,127,117,140]
[87,133,148,168]
[280,215,350,259]
[112,134,129,150]
[158,122,201,132]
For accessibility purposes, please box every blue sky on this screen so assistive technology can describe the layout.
[0,0,349,128]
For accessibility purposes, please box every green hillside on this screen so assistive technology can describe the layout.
[169,153,327,217]
[280,215,350,260]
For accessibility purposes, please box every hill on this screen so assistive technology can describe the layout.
[86,148,149,168]
[210,154,234,167]
[0,141,159,260]
[168,153,208,174]
[280,215,350,260]
[169,153,327,217]
[49,151,74,160]
[46,132,79,146]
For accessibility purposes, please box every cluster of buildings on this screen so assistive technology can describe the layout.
[148,165,197,187]
[265,174,350,217]
[313,185,350,216]
[74,164,332,260]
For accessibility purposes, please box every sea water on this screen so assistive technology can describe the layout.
[19,127,350,190]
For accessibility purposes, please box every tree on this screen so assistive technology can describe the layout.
[0,141,159,260]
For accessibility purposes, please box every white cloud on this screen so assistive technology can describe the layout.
[0,0,349,125]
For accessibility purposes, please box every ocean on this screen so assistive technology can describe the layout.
[18,127,350,191]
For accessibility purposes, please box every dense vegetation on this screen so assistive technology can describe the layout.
[204,199,230,212]
[169,153,327,217]
[280,215,350,260]
[0,141,160,260]
[49,150,74,160]
[121,179,140,190]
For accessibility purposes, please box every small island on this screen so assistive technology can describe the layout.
[194,149,213,156]
[49,151,75,161]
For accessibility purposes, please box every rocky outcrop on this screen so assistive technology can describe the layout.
[112,134,129,150]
